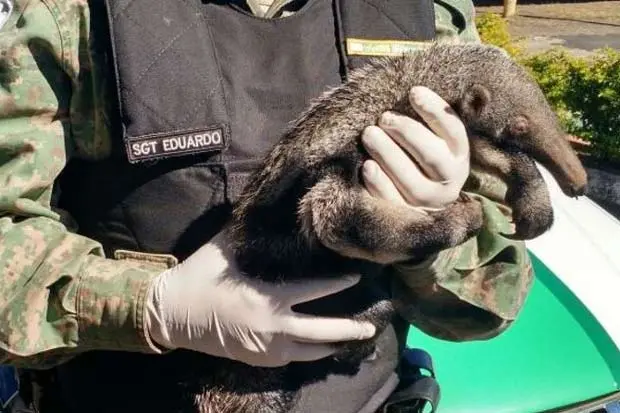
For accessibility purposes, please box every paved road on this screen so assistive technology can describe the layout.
[561,33,620,50]
[477,2,620,55]
[526,33,620,55]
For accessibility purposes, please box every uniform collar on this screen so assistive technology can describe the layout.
[243,0,299,18]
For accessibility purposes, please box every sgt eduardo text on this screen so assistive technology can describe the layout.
[126,127,227,162]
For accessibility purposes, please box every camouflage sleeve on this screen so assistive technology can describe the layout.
[434,0,481,43]
[386,0,533,342]
[391,168,534,341]
[0,0,164,369]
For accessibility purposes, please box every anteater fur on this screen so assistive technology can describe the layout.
[59,43,588,413]
[194,42,588,413]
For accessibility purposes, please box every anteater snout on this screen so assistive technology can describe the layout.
[560,180,587,198]
[572,183,586,197]
[556,163,588,198]
[531,136,588,199]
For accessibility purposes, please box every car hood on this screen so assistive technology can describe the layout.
[406,165,620,413]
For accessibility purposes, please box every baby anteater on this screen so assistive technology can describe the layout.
[214,42,587,413]
[79,43,586,413]
[231,43,587,272]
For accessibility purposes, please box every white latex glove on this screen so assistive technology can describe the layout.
[361,86,470,209]
[145,232,376,367]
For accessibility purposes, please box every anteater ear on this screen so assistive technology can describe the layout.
[460,84,490,119]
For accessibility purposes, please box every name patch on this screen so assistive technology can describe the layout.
[346,38,431,57]
[126,126,228,163]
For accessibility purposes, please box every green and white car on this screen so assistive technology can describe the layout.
[407,166,620,413]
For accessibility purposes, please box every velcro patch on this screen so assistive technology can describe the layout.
[125,125,228,163]
[346,38,431,57]
[114,249,178,269]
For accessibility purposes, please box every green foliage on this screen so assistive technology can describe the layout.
[475,12,523,58]
[519,50,583,134]
[521,48,620,161]
[476,12,620,161]
[568,48,620,160]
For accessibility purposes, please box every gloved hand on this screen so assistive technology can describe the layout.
[145,232,376,367]
[361,86,470,209]
[361,86,475,314]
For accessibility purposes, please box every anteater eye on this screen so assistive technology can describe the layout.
[509,115,530,137]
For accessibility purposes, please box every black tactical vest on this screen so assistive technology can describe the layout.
[55,1,436,412]
[60,0,435,261]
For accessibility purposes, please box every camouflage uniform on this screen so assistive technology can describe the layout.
[0,0,532,370]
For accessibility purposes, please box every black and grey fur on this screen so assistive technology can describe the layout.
[103,43,588,413]
[176,42,587,413]
[231,43,587,270]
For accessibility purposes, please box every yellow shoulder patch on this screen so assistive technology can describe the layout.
[345,38,431,57]
[114,249,179,269]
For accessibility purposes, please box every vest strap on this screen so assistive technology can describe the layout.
[382,348,441,413]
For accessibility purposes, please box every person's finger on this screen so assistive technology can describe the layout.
[362,159,408,205]
[377,111,455,182]
[284,275,361,306]
[361,125,446,207]
[409,86,469,159]
[282,314,376,343]
[282,342,338,363]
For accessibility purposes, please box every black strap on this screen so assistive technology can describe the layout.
[0,366,19,411]
[382,348,441,413]
[401,347,435,378]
